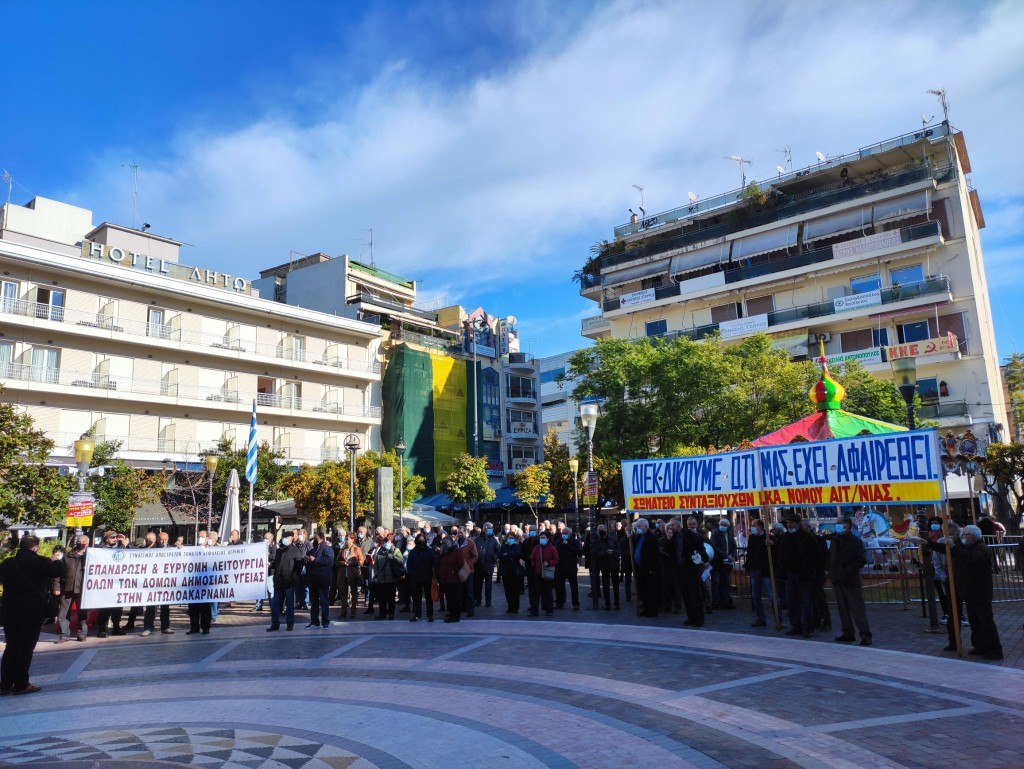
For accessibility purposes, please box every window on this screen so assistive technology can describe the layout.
[29,347,60,383]
[641,275,664,290]
[850,273,881,294]
[897,321,930,344]
[840,329,872,352]
[481,367,500,406]
[645,319,667,337]
[481,441,501,463]
[35,287,64,321]
[147,308,171,339]
[507,409,536,434]
[873,328,889,347]
[746,295,775,316]
[0,342,13,378]
[540,367,565,385]
[890,264,924,286]
[711,302,741,323]
[917,377,939,402]
[1,281,17,313]
[508,444,538,470]
[507,374,535,399]
[935,313,967,353]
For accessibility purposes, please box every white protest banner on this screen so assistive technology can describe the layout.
[81,543,267,609]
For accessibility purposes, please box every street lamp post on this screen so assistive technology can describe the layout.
[345,434,361,533]
[395,436,406,526]
[204,454,219,542]
[72,435,95,536]
[892,357,917,430]
[579,402,600,610]
[568,457,580,535]
[468,318,486,457]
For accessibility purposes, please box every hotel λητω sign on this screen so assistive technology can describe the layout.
[621,429,943,513]
[82,240,252,295]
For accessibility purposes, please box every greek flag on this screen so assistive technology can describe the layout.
[245,400,258,485]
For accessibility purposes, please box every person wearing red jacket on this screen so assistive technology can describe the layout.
[530,533,559,617]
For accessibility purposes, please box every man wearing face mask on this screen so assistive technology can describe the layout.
[455,527,479,618]
[496,524,512,585]
[709,518,737,610]
[521,525,541,616]
[55,534,90,643]
[498,531,524,613]
[593,524,620,611]
[267,532,304,632]
[530,530,559,616]
[779,513,822,638]
[680,517,709,627]
[915,524,1003,660]
[633,518,661,617]
[829,514,871,645]
[187,534,214,636]
[743,519,772,628]
[372,534,407,620]
[95,530,127,638]
[405,534,437,622]
[472,523,499,609]
[554,527,582,610]
[616,521,634,603]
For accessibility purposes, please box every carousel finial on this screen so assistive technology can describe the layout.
[810,345,845,411]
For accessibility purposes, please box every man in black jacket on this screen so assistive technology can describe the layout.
[709,517,737,609]
[306,532,335,629]
[743,519,773,627]
[632,519,661,617]
[268,533,304,632]
[592,524,620,611]
[1,536,65,695]
[677,517,708,627]
[554,527,582,610]
[779,513,822,638]
[917,524,1003,660]
[829,515,871,645]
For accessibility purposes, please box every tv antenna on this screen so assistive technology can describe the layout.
[921,113,934,129]
[122,162,140,229]
[927,88,949,125]
[632,184,645,217]
[775,146,792,171]
[359,228,375,267]
[724,155,752,189]
[1,170,12,206]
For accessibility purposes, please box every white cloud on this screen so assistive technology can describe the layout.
[66,0,1024,303]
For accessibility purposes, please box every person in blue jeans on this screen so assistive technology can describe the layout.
[743,519,774,626]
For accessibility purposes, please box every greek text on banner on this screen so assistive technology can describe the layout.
[81,543,268,609]
[621,429,944,513]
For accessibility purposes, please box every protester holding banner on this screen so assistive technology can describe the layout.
[142,532,174,637]
[679,517,709,627]
[0,536,65,695]
[55,534,90,643]
[95,531,127,638]
[187,532,213,636]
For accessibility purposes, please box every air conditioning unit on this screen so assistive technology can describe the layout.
[807,333,831,346]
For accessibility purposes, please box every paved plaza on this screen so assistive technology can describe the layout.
[2,593,1023,769]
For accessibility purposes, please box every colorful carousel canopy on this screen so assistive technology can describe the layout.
[751,359,906,446]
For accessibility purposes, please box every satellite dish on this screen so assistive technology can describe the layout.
[776,165,785,175]
[687,192,698,203]
[815,151,827,163]
[505,315,517,328]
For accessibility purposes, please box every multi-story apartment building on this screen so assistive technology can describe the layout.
[0,196,383,473]
[580,124,1008,445]
[539,349,582,455]
[254,252,539,494]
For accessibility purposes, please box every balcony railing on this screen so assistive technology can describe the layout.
[649,275,951,344]
[506,389,538,401]
[919,400,970,420]
[0,363,381,420]
[596,163,949,275]
[0,297,381,375]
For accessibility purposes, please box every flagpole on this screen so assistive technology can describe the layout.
[246,399,258,543]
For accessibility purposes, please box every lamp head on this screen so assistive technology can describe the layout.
[73,435,95,465]
[395,436,406,456]
[579,402,600,439]
[344,433,361,452]
[205,454,219,473]
[891,356,917,387]
[568,457,579,474]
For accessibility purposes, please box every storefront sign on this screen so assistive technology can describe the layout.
[622,429,943,512]
[719,313,768,340]
[825,348,884,366]
[485,461,505,478]
[833,288,882,313]
[618,288,656,309]
[885,333,958,362]
[67,492,95,528]
[81,543,267,609]
[82,240,251,295]
[832,230,903,260]
[509,421,536,435]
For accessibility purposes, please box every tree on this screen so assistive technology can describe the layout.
[209,439,290,515]
[0,391,72,526]
[542,429,574,512]
[514,462,550,525]
[1004,352,1024,440]
[441,453,495,515]
[981,442,1023,529]
[89,439,165,533]
[831,359,914,426]
[282,462,347,529]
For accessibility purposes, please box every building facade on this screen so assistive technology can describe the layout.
[580,125,1008,445]
[0,196,382,472]
[538,349,583,455]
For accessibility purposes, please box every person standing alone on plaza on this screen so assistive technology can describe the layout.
[829,515,872,646]
[1,536,65,695]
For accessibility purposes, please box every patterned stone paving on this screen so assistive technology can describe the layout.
[2,614,1023,768]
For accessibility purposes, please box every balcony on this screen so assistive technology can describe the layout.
[0,363,381,421]
[505,352,535,371]
[648,275,951,344]
[0,297,381,377]
[581,315,611,337]
[506,388,538,403]
[601,221,942,313]
[919,399,971,427]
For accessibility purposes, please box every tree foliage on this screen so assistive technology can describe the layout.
[982,442,1024,526]
[514,462,551,525]
[1004,352,1024,440]
[0,392,72,526]
[441,453,495,510]
[210,439,291,515]
[89,440,165,533]
[542,429,573,512]
[830,359,915,427]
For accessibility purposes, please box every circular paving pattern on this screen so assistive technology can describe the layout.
[2,619,1022,768]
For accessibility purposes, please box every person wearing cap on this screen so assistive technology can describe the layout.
[779,513,822,638]
[829,515,872,645]
[0,536,65,695]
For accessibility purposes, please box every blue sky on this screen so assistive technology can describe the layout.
[2,0,1023,359]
